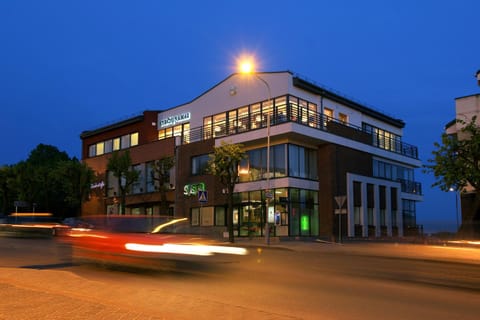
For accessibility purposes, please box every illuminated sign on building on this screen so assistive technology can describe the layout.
[184,182,206,196]
[159,112,191,128]
[90,181,105,189]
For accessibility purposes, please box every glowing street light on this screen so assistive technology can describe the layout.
[238,56,272,245]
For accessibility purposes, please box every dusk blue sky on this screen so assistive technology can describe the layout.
[1,1,479,232]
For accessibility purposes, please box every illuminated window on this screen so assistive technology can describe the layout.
[339,113,348,124]
[158,129,166,140]
[113,138,121,151]
[96,142,104,155]
[183,123,190,143]
[173,125,182,137]
[276,96,287,123]
[130,132,139,146]
[238,106,249,132]
[228,110,237,135]
[213,113,226,137]
[250,103,261,129]
[203,117,212,139]
[324,108,333,119]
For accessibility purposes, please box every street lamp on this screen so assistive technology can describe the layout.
[238,56,272,245]
[449,187,460,233]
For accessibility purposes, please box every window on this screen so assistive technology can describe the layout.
[146,162,156,192]
[203,117,212,139]
[238,107,249,132]
[228,110,237,135]
[96,142,104,156]
[215,206,226,226]
[213,113,226,137]
[339,113,348,124]
[363,123,400,152]
[104,140,113,153]
[130,132,139,146]
[288,144,317,179]
[182,123,190,143]
[250,103,261,129]
[324,108,333,119]
[191,208,200,226]
[132,164,143,194]
[191,154,210,175]
[113,137,121,151]
[121,134,130,149]
[88,144,96,157]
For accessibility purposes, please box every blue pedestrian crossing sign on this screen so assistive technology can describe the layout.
[198,190,208,203]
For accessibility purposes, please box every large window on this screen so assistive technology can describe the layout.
[158,123,190,143]
[191,154,211,175]
[88,132,139,158]
[373,159,414,181]
[288,144,317,179]
[363,123,401,153]
[239,143,316,182]
[201,94,317,141]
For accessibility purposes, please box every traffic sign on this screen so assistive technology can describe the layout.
[334,195,346,208]
[198,190,208,203]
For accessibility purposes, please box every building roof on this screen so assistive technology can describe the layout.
[80,70,407,137]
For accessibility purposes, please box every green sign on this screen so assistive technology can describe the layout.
[184,182,206,196]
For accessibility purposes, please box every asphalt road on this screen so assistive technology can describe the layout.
[0,237,479,319]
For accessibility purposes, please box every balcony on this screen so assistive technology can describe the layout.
[184,105,419,159]
[398,179,423,195]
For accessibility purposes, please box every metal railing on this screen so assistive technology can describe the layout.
[181,105,419,159]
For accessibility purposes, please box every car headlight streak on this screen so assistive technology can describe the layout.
[125,243,248,256]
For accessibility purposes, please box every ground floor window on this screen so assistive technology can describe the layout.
[232,187,318,237]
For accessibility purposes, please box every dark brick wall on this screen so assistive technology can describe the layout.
[317,143,372,238]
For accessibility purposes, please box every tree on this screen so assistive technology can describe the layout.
[53,159,94,216]
[151,156,175,215]
[207,141,246,243]
[0,165,16,215]
[425,116,480,237]
[0,144,93,218]
[107,150,139,214]
[15,144,70,216]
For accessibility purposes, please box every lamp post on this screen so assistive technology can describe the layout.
[449,187,460,233]
[238,57,272,245]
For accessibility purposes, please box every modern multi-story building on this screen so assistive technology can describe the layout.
[80,71,423,240]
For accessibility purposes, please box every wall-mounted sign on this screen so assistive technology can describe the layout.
[91,181,105,189]
[159,112,191,128]
[184,182,206,196]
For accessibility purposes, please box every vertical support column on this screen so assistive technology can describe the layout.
[361,182,368,237]
[374,184,381,237]
[385,187,392,236]
[397,191,404,237]
[347,175,355,237]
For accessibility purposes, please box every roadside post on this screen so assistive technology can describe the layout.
[334,196,347,243]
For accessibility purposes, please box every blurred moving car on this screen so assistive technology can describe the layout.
[52,217,94,236]
[61,217,248,271]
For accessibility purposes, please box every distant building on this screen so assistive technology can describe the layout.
[80,71,423,240]
[445,71,480,235]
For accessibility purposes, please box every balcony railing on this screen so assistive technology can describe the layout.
[398,179,423,195]
[183,105,419,159]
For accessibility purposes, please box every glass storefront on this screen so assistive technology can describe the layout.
[233,188,319,237]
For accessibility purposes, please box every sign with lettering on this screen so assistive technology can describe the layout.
[184,182,206,196]
[159,112,191,128]
[90,181,105,189]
